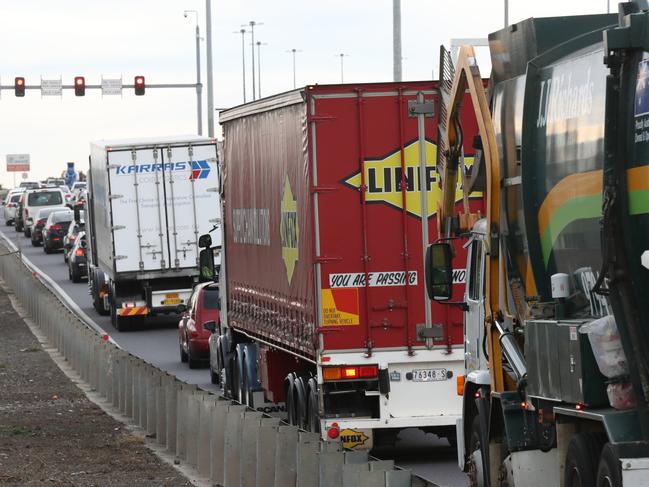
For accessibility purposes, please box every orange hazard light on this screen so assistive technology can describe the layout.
[457,375,465,396]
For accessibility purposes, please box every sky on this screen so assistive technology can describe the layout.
[0,0,612,188]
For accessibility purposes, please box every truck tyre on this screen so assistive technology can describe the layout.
[564,433,606,487]
[110,304,127,332]
[596,443,622,487]
[467,416,486,487]
[294,376,308,429]
[285,373,297,425]
[306,378,320,433]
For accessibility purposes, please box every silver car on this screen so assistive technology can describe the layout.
[3,190,23,225]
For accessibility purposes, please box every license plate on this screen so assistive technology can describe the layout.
[163,298,181,306]
[411,368,447,382]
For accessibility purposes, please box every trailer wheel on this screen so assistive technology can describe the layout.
[596,443,622,487]
[306,378,320,433]
[285,373,297,425]
[564,433,606,487]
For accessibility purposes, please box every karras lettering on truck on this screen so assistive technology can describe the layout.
[342,139,477,218]
[113,160,211,179]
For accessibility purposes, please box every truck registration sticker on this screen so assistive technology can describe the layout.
[163,293,181,306]
[411,368,447,382]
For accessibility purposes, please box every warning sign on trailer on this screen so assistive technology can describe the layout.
[328,271,417,289]
[321,288,360,326]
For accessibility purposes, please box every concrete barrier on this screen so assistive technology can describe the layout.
[0,242,443,487]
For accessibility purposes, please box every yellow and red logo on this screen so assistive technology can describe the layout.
[342,140,476,218]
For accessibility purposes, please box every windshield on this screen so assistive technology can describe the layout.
[28,191,62,206]
[53,212,73,223]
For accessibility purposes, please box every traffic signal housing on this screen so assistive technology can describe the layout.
[134,76,145,96]
[15,77,25,97]
[74,76,85,96]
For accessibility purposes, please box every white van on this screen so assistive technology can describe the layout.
[22,188,65,238]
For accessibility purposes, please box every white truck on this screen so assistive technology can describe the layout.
[86,136,221,331]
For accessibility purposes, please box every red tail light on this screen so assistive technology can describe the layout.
[37,219,46,226]
[75,248,84,257]
[50,224,61,231]
[359,365,378,378]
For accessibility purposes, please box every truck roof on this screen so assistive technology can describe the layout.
[219,80,438,123]
[91,135,216,150]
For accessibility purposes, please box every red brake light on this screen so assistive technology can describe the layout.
[51,224,61,231]
[38,219,46,225]
[359,365,378,378]
[75,248,84,257]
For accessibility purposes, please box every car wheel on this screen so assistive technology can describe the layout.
[5,219,11,227]
[180,338,188,363]
[31,237,39,247]
[71,264,81,283]
[188,340,200,369]
[24,228,30,238]
[209,354,220,384]
[44,244,52,254]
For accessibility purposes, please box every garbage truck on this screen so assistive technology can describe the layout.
[426,4,649,486]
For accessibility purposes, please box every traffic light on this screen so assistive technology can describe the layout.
[74,76,85,96]
[15,77,25,97]
[134,76,145,96]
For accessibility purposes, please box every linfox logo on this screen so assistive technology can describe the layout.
[114,160,210,179]
[342,140,476,218]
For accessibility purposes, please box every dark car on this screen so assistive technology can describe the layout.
[42,210,73,253]
[30,208,67,247]
[178,283,220,369]
[63,220,85,263]
[68,232,87,282]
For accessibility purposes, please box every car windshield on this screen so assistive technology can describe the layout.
[28,191,62,206]
[203,288,220,309]
[37,208,61,220]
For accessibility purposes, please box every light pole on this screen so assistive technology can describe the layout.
[286,49,302,89]
[205,0,215,137]
[233,28,248,103]
[504,0,509,27]
[393,0,402,82]
[336,53,349,83]
[243,21,263,101]
[256,41,267,98]
[184,10,202,135]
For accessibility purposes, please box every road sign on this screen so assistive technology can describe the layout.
[21,172,28,180]
[41,78,62,97]
[6,154,30,172]
[102,77,122,96]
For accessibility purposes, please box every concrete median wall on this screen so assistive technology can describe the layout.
[0,247,438,487]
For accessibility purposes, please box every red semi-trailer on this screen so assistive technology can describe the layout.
[214,81,481,448]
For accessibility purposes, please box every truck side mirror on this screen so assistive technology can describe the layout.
[199,233,212,249]
[199,248,215,282]
[425,243,453,301]
[203,320,217,333]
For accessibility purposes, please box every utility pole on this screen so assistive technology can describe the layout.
[205,0,215,137]
[504,0,509,27]
[233,29,247,103]
[286,49,302,89]
[184,10,202,135]
[393,0,402,82]
[256,41,267,98]
[245,21,263,101]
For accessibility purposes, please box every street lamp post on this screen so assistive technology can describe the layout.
[233,28,247,103]
[205,0,215,137]
[244,21,263,101]
[286,49,302,89]
[336,53,349,83]
[184,10,202,135]
[256,41,267,98]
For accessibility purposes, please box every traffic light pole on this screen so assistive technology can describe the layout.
[195,23,203,136]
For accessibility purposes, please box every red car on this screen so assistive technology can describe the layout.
[178,283,220,368]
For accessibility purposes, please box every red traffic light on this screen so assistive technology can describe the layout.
[134,75,145,96]
[15,77,25,97]
[74,76,85,96]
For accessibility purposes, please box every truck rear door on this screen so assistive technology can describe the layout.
[109,148,169,273]
[163,143,220,269]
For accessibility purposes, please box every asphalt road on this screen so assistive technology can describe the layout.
[0,224,467,487]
